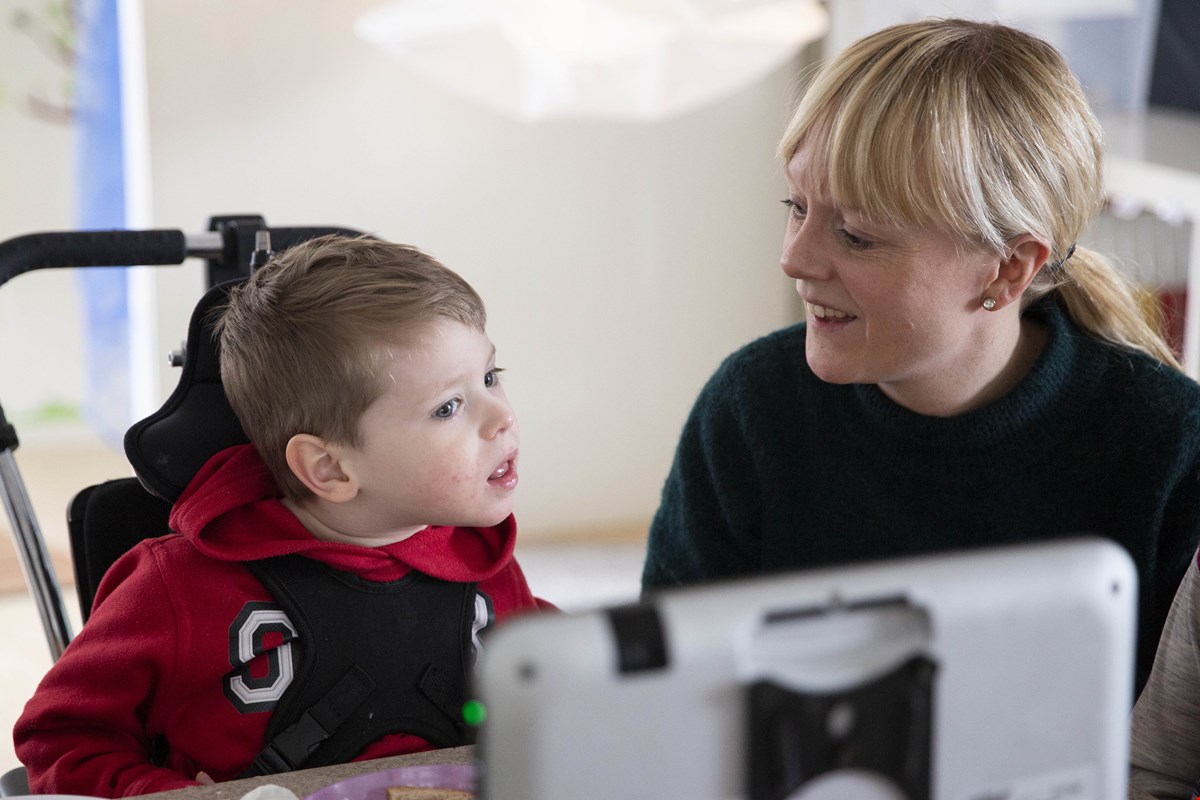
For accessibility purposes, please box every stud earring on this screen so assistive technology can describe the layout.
[982,297,997,310]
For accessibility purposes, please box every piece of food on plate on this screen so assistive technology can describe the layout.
[385,787,473,800]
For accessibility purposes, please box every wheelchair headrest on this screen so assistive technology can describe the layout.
[124,280,250,503]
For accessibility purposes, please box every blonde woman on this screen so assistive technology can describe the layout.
[642,18,1200,703]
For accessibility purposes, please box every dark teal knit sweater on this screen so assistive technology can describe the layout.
[643,297,1200,695]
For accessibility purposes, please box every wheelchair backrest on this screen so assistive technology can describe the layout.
[124,280,249,503]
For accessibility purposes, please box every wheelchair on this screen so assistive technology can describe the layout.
[0,215,366,796]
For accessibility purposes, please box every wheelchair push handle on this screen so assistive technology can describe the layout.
[0,222,370,290]
[0,229,226,289]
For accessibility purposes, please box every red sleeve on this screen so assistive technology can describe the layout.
[13,544,202,797]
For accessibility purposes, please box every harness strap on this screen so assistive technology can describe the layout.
[418,663,465,724]
[243,666,375,777]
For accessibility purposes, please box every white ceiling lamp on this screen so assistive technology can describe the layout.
[354,0,829,122]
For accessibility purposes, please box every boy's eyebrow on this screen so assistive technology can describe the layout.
[429,343,497,397]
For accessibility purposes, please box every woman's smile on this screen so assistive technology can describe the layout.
[806,302,856,322]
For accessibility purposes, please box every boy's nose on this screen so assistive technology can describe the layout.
[486,397,516,438]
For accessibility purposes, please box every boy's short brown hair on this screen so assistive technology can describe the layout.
[215,234,487,499]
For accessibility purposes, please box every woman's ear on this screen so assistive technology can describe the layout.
[284,434,359,503]
[983,235,1051,311]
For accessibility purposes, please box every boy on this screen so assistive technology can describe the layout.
[14,235,551,797]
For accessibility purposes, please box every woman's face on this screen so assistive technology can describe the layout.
[781,141,1003,413]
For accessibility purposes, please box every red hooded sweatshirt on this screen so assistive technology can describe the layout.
[14,444,551,797]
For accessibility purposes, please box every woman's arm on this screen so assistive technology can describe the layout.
[642,365,763,590]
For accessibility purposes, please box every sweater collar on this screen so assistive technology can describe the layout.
[846,296,1100,449]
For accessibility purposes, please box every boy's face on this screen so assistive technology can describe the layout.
[341,319,519,537]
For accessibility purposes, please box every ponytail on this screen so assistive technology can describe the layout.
[1024,246,1182,371]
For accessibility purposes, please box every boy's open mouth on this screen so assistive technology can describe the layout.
[488,457,519,489]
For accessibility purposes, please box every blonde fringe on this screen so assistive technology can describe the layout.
[1027,246,1181,371]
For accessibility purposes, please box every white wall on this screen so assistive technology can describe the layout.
[0,17,83,422]
[138,1,806,542]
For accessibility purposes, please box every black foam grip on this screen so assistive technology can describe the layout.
[0,230,188,287]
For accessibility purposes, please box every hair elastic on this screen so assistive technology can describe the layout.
[1049,242,1077,272]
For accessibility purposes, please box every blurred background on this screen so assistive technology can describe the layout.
[0,0,1198,774]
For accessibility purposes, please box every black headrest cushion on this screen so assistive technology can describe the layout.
[124,280,250,503]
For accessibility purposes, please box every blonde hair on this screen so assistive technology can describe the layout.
[779,17,1179,369]
[216,234,488,499]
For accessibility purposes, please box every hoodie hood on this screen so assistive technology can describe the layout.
[169,444,517,583]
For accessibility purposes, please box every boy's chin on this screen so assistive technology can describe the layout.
[481,510,515,528]
[441,509,515,530]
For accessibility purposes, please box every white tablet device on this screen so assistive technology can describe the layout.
[474,537,1135,800]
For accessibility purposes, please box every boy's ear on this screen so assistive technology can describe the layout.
[983,235,1051,310]
[284,434,359,503]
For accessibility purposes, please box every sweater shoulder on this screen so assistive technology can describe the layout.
[687,324,831,431]
[707,323,810,391]
[1084,337,1200,435]
[1039,296,1200,420]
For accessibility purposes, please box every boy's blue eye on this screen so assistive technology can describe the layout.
[485,367,505,388]
[434,398,461,419]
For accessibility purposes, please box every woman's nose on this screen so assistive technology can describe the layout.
[780,220,832,281]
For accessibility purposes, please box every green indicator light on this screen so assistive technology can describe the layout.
[462,698,487,727]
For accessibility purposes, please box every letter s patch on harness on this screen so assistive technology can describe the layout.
[223,600,298,713]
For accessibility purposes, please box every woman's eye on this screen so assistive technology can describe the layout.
[781,198,806,218]
[434,398,461,419]
[840,229,872,249]
[485,367,505,388]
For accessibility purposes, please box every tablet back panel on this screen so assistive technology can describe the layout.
[476,538,1135,800]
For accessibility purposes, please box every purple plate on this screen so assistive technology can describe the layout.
[303,764,476,800]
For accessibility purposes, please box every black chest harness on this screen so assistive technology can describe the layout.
[239,554,477,777]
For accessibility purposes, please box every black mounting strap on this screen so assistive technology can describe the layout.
[746,655,937,800]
